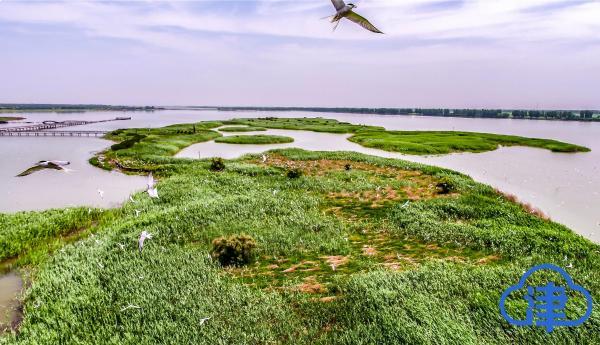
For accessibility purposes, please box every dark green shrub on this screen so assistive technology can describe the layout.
[110,134,146,151]
[286,168,302,179]
[210,234,256,267]
[210,157,225,171]
[436,177,456,194]
[344,163,352,171]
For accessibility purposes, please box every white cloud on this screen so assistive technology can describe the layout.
[0,1,598,108]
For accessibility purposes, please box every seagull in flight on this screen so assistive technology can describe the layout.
[326,0,383,33]
[138,230,152,252]
[146,172,159,198]
[16,160,71,177]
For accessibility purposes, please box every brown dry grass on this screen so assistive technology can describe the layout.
[495,188,550,220]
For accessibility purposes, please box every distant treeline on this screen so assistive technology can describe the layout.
[214,107,600,121]
[0,104,161,112]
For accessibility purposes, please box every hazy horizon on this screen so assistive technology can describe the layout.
[1,0,599,109]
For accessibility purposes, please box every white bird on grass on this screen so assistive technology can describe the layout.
[138,231,152,252]
[261,154,267,163]
[325,0,383,34]
[135,210,141,217]
[199,317,211,326]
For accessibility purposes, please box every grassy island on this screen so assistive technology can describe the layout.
[348,130,591,154]
[218,126,267,132]
[215,134,294,145]
[0,116,25,122]
[226,117,590,154]
[1,118,597,344]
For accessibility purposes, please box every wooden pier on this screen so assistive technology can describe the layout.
[0,130,107,137]
[0,117,126,137]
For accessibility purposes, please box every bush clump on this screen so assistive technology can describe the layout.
[286,168,303,179]
[210,234,256,267]
[110,134,146,151]
[436,177,456,194]
[210,157,225,171]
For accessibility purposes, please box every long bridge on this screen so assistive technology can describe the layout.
[0,117,129,137]
[0,130,107,137]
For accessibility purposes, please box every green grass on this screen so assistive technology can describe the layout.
[225,117,384,133]
[224,117,589,154]
[218,126,267,132]
[1,119,598,344]
[0,117,25,122]
[215,135,294,145]
[349,130,591,154]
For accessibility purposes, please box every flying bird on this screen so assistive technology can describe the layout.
[147,172,159,198]
[138,230,152,252]
[97,189,105,199]
[147,187,159,198]
[16,160,71,177]
[147,172,156,190]
[326,0,383,33]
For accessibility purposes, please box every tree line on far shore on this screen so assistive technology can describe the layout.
[216,107,599,121]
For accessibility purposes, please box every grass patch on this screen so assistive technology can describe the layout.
[349,130,590,154]
[225,117,384,133]
[215,135,294,145]
[225,117,589,154]
[0,117,25,123]
[218,126,267,132]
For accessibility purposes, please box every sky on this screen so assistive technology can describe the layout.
[0,0,599,109]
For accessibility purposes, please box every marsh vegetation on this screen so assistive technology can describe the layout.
[0,118,597,344]
[218,126,267,132]
[215,134,294,145]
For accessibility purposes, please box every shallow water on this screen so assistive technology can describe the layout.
[0,137,146,212]
[0,272,22,329]
[1,109,599,243]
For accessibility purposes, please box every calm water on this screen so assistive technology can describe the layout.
[1,109,599,243]
[0,272,21,328]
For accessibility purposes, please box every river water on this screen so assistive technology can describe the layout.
[1,109,598,243]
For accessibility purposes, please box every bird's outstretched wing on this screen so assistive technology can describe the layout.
[331,0,346,11]
[46,162,65,171]
[16,165,45,177]
[346,11,384,34]
[49,160,70,166]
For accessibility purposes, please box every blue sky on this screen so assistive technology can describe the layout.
[0,0,599,109]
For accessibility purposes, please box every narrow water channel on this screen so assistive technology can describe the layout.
[0,272,22,330]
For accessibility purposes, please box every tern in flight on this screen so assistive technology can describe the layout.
[146,172,159,198]
[326,0,383,33]
[16,160,71,177]
[138,230,152,252]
